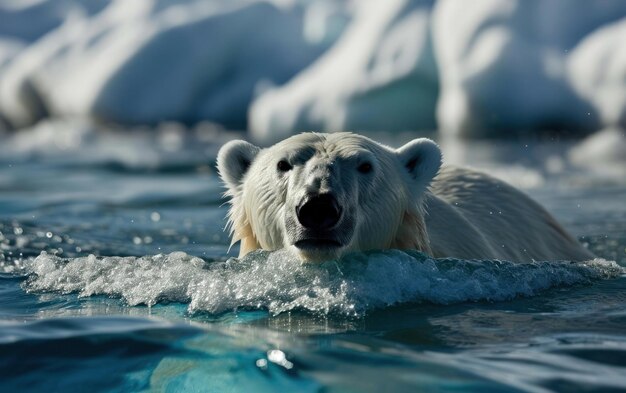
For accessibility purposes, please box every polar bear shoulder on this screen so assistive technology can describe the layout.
[425,166,594,262]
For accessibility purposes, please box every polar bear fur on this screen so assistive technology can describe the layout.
[217,132,593,263]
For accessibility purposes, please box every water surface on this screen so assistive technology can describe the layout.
[1,121,625,392]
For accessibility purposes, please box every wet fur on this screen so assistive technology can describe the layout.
[218,133,593,262]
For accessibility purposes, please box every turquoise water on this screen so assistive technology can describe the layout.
[1,122,625,392]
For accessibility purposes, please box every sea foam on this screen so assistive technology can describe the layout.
[23,250,624,317]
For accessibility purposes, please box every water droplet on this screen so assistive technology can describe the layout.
[133,237,142,245]
[267,350,286,363]
[46,232,53,238]
[13,227,23,235]
[267,349,293,369]
[150,212,161,222]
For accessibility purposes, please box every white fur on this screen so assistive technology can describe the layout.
[217,132,593,262]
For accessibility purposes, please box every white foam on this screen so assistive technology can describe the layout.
[23,250,624,317]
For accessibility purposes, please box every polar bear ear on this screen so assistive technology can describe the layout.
[217,140,261,191]
[395,138,442,191]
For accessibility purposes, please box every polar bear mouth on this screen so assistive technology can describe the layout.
[294,238,343,250]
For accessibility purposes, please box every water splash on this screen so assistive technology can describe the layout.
[22,250,624,317]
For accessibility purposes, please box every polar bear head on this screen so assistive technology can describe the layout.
[217,132,441,262]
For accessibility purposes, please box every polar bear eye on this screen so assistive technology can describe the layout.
[277,160,293,172]
[357,162,373,174]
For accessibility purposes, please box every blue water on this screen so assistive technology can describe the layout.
[1,121,625,392]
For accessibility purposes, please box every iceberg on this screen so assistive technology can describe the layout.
[568,17,626,129]
[0,0,625,139]
[433,0,626,137]
[0,0,338,130]
[249,0,438,144]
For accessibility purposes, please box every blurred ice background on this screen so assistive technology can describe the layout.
[0,0,624,148]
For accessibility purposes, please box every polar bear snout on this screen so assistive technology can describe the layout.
[290,191,354,261]
[296,193,342,231]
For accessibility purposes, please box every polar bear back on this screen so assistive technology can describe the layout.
[426,166,594,262]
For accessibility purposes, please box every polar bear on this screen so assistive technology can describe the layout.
[217,132,593,263]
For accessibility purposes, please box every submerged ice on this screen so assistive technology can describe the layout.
[23,249,623,317]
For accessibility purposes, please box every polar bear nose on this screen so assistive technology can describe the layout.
[297,194,341,231]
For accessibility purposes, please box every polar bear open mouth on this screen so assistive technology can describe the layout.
[294,238,343,250]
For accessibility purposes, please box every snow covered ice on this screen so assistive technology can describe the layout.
[0,0,340,130]
[0,0,624,140]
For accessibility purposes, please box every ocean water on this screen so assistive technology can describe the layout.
[1,121,625,393]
